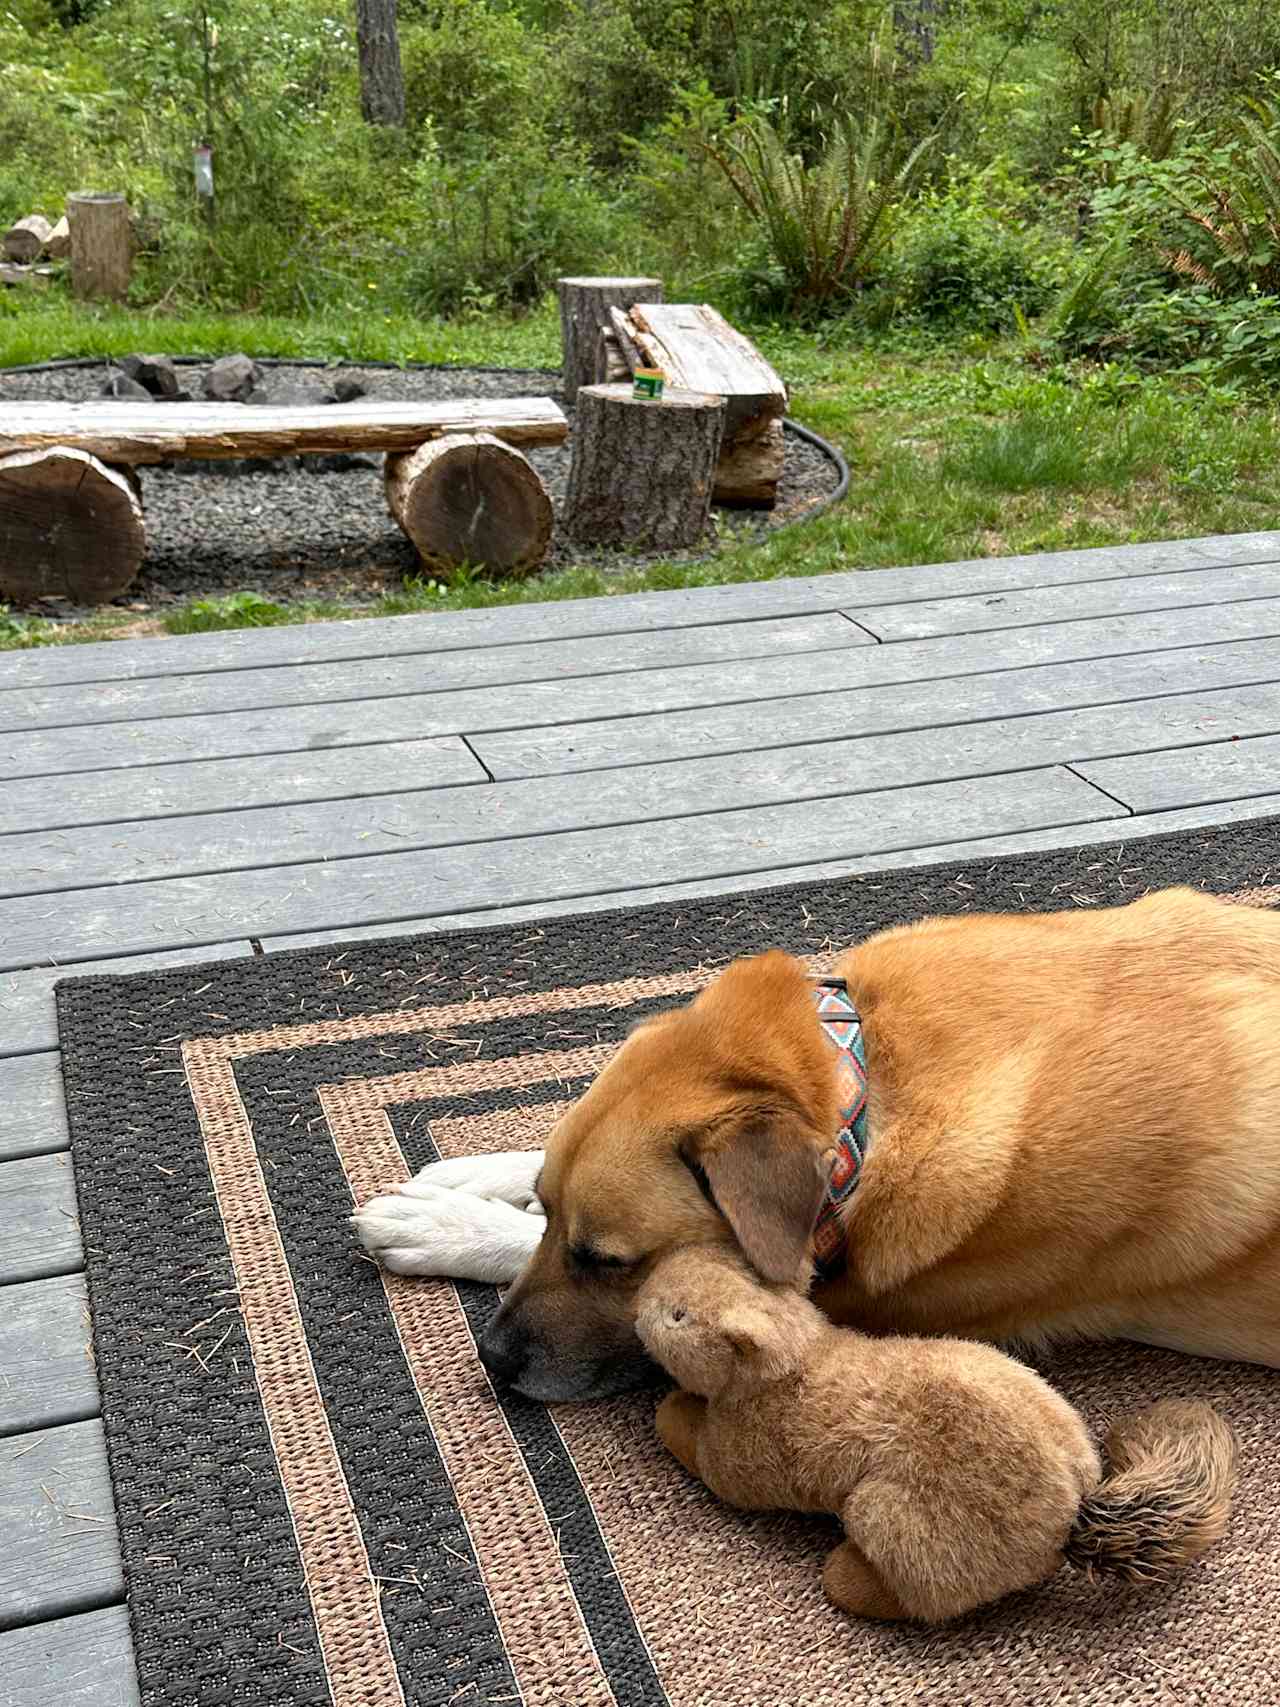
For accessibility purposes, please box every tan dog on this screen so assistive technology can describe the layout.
[637,1245,1239,1624]
[357,887,1280,1400]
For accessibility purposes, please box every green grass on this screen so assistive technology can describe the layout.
[0,299,563,370]
[4,303,1280,649]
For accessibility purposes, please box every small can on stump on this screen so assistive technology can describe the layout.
[556,276,663,404]
[563,383,725,554]
[67,191,132,302]
[0,446,145,603]
[385,431,553,578]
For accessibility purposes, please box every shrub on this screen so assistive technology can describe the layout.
[893,173,1063,330]
[404,132,623,314]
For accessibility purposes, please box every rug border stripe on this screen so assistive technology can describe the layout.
[181,1040,406,1707]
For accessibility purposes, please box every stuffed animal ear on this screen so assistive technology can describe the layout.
[698,1114,827,1288]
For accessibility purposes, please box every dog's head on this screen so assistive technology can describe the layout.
[636,1244,823,1398]
[478,951,837,1401]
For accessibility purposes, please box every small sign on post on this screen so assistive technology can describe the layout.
[193,145,214,198]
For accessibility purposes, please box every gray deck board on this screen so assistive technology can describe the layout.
[0,1605,139,1707]
[5,530,1280,1665]
[2,530,1277,690]
[13,586,1280,785]
[0,1154,82,1284]
[2,715,489,786]
[853,562,1280,641]
[0,1277,98,1436]
[0,1421,123,1632]
[262,792,1280,953]
[0,1055,67,1162]
[0,943,252,1059]
[11,672,1280,901]
[1078,734,1280,813]
[8,594,1280,751]
[0,613,870,734]
[471,637,1280,779]
[0,768,1120,970]
[4,737,484,836]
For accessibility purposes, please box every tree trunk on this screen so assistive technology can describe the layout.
[563,383,725,552]
[67,192,132,301]
[385,432,552,577]
[355,0,405,126]
[0,447,145,603]
[3,215,53,263]
[555,276,663,403]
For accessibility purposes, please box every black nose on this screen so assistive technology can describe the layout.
[478,1323,526,1389]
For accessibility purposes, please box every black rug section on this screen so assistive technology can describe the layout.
[54,812,1280,1707]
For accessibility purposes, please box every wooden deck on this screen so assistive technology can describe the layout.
[4,530,1280,1701]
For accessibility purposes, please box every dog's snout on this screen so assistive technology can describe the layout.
[478,1320,526,1390]
[670,1307,686,1322]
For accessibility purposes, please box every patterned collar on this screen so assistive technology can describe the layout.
[811,977,869,1280]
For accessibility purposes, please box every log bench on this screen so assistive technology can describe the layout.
[604,303,788,508]
[0,397,568,603]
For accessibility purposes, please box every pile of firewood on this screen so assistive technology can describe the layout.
[1,211,69,288]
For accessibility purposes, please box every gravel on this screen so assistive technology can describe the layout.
[0,358,844,617]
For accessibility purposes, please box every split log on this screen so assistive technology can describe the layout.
[0,262,52,291]
[593,327,629,386]
[563,383,725,553]
[0,447,145,604]
[385,432,552,578]
[556,276,662,403]
[714,418,785,508]
[613,302,788,508]
[2,397,568,465]
[3,215,53,263]
[45,216,71,260]
[67,191,132,302]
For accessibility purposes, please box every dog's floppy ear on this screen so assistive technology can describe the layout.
[693,1110,827,1288]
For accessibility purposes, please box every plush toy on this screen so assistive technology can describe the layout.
[636,1246,1238,1624]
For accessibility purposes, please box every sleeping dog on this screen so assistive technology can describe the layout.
[354,886,1280,1401]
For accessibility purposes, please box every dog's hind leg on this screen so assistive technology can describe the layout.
[822,1541,911,1622]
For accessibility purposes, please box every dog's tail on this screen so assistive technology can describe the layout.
[1063,1399,1239,1584]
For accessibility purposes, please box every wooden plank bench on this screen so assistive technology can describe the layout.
[0,396,568,605]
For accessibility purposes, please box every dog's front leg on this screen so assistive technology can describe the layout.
[403,1149,546,1211]
[352,1182,545,1283]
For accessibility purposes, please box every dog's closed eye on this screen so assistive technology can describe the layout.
[570,1243,636,1273]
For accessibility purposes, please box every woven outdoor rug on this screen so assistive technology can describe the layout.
[56,818,1280,1707]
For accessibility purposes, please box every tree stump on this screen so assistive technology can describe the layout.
[563,384,725,552]
[385,432,552,577]
[0,447,145,603]
[67,192,132,302]
[45,215,71,260]
[556,276,663,403]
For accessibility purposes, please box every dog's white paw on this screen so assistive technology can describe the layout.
[401,1148,547,1213]
[352,1183,544,1284]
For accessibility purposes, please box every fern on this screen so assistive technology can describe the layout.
[1166,104,1280,295]
[1042,231,1132,344]
[701,112,936,305]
